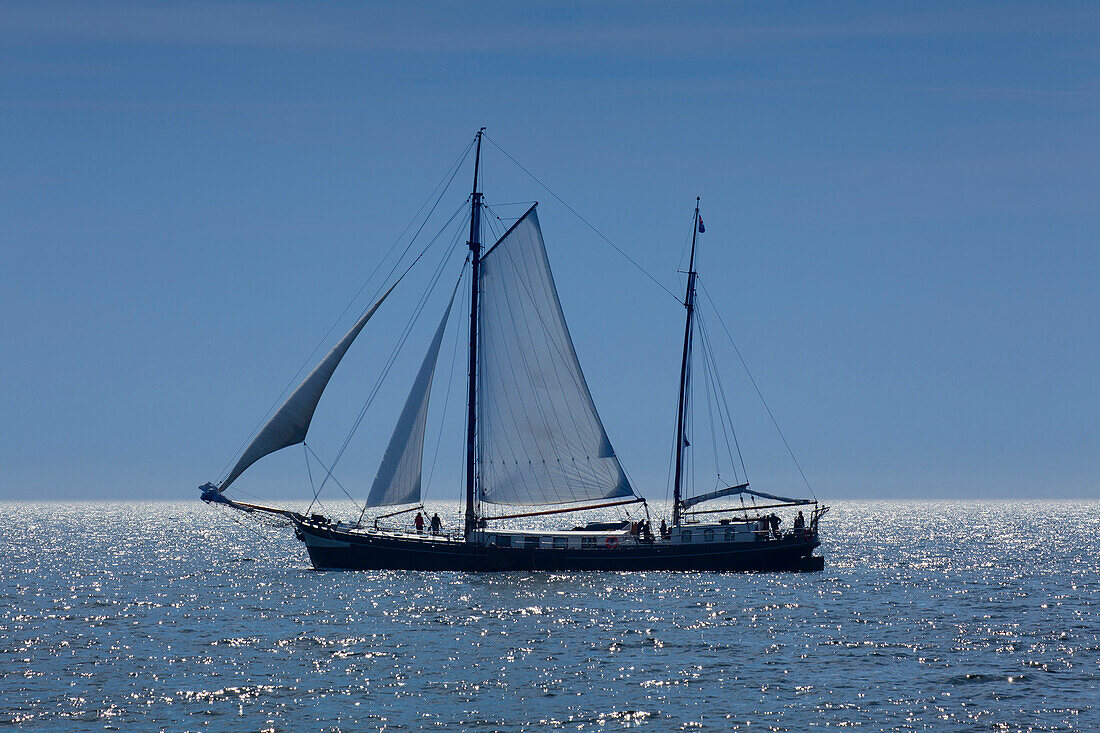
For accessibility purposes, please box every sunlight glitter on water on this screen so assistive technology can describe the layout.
[0,500,1098,731]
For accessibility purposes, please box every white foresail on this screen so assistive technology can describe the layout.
[477,206,635,505]
[220,283,397,492]
[365,290,456,507]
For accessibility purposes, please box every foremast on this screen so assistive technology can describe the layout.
[464,128,485,537]
[672,198,701,527]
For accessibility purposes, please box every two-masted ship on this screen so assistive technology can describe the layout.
[200,130,827,571]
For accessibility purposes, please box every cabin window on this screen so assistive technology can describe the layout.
[524,536,540,549]
[581,537,597,549]
[681,530,692,543]
[495,535,511,548]
[553,537,568,549]
[704,529,715,543]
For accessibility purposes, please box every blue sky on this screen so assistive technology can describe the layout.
[1,1,1097,502]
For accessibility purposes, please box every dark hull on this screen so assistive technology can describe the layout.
[294,520,823,572]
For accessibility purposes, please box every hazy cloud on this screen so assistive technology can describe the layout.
[1,1,1095,55]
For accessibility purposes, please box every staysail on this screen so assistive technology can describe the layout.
[476,206,634,505]
[365,289,456,507]
[220,284,397,492]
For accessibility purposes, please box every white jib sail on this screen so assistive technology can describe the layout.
[365,289,456,507]
[476,206,634,505]
[220,283,397,492]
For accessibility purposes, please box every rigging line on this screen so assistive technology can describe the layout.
[701,329,737,484]
[462,298,474,512]
[698,280,815,500]
[304,443,316,497]
[204,503,276,545]
[482,203,506,226]
[492,236,604,420]
[322,197,470,505]
[495,245,579,500]
[304,442,362,516]
[483,204,523,231]
[217,140,475,482]
[343,245,465,485]
[226,485,268,503]
[702,331,737,481]
[663,359,684,509]
[480,255,551,504]
[484,290,567,501]
[361,257,467,520]
[424,256,470,495]
[662,363,682,509]
[663,431,676,508]
[387,199,471,286]
[697,303,750,484]
[699,333,726,486]
[697,317,728,470]
[697,313,747,481]
[302,441,361,519]
[676,213,695,276]
[309,232,466,515]
[483,211,504,242]
[317,217,468,499]
[480,243,550,503]
[235,200,469,506]
[687,334,695,500]
[354,272,466,521]
[483,208,516,243]
[367,137,476,311]
[512,242,611,499]
[483,134,683,304]
[374,179,472,305]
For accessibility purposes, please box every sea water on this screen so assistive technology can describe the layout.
[0,500,1097,731]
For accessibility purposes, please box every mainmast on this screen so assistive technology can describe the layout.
[672,198,701,527]
[464,128,485,537]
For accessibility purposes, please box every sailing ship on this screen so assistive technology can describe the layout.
[200,129,827,571]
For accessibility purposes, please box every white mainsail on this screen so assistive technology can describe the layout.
[365,290,456,507]
[477,206,634,505]
[220,284,397,492]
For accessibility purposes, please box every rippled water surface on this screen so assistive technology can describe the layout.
[1,501,1098,731]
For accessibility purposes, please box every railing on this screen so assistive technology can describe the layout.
[365,523,464,541]
[302,516,465,542]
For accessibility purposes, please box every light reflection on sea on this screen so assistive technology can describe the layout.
[0,500,1097,731]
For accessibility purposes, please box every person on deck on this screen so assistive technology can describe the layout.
[794,511,805,530]
[430,513,442,535]
[414,511,424,534]
[769,513,781,538]
[660,519,669,539]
